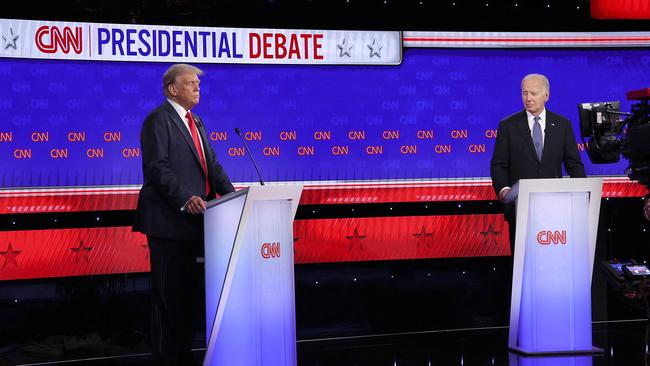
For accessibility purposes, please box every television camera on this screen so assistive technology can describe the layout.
[579,88,650,188]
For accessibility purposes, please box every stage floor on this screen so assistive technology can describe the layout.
[2,319,650,366]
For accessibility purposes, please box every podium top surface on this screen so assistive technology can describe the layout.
[206,184,303,209]
[517,177,603,194]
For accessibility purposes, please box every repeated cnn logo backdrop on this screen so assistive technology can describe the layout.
[2,48,650,187]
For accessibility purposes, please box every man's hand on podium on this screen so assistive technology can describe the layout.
[499,188,511,204]
[184,195,207,215]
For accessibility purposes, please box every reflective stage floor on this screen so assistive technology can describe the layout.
[3,319,650,366]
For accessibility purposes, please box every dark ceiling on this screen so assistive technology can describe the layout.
[3,0,650,32]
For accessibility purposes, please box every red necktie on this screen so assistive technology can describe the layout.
[186,111,210,195]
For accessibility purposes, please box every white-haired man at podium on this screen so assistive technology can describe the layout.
[133,64,235,365]
[490,73,586,250]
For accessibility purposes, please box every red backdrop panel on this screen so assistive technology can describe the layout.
[0,227,149,281]
[294,214,511,264]
[592,0,650,19]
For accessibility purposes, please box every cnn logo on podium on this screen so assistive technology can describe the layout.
[537,230,567,245]
[261,242,281,259]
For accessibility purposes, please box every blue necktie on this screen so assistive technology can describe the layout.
[532,116,543,160]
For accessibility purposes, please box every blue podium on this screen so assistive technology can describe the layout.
[202,185,302,366]
[508,178,603,355]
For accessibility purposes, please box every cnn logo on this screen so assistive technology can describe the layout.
[35,26,83,54]
[261,242,281,259]
[537,230,567,245]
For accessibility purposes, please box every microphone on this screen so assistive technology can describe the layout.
[234,128,265,186]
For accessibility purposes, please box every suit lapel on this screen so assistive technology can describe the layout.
[194,115,214,175]
[516,111,540,163]
[541,115,557,164]
[163,102,203,169]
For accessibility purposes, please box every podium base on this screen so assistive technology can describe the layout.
[509,346,604,356]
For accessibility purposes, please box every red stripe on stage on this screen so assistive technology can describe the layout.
[403,37,650,43]
[293,214,511,264]
[0,227,149,281]
[403,37,650,44]
[0,179,644,213]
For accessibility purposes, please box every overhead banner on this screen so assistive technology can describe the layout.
[0,18,401,65]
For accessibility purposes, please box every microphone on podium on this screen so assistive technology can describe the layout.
[234,128,265,186]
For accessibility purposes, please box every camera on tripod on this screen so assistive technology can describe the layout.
[579,88,650,188]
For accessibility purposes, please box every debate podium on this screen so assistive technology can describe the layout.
[508,178,603,355]
[202,185,302,366]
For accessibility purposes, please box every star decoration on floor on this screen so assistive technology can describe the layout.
[345,228,367,251]
[337,37,353,57]
[70,239,93,263]
[480,224,501,246]
[2,27,19,50]
[413,226,434,248]
[367,39,383,58]
[1,242,22,268]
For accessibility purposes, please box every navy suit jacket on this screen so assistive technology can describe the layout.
[490,109,586,197]
[133,101,235,240]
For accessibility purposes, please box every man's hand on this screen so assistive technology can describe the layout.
[498,188,511,204]
[644,198,650,221]
[184,195,207,215]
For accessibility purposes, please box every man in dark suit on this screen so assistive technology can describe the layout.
[133,64,235,365]
[490,73,586,250]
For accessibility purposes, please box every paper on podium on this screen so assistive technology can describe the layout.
[504,181,519,204]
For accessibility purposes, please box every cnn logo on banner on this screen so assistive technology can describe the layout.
[261,242,281,259]
[537,230,567,245]
[35,26,83,54]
